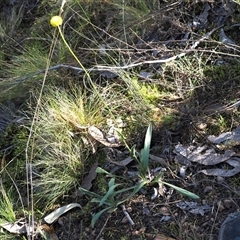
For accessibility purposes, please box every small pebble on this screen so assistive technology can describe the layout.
[217,200,225,212]
[223,199,232,209]
[204,186,213,193]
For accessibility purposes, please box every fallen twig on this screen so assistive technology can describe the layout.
[121,204,135,226]
[13,25,224,84]
[95,214,111,240]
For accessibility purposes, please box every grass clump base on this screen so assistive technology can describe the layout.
[31,82,151,209]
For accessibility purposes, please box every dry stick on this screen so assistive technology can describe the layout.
[95,214,111,240]
[210,200,221,238]
[14,25,224,85]
[94,25,224,71]
[14,64,84,84]
[198,49,240,57]
[121,204,135,226]
[59,0,66,15]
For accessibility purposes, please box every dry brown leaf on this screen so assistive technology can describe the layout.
[149,154,169,167]
[37,224,58,240]
[174,143,240,177]
[154,234,176,240]
[199,167,240,177]
[88,126,121,147]
[109,156,134,167]
[0,218,37,235]
[198,3,211,25]
[73,162,98,197]
[174,143,235,165]
[1,222,27,234]
[199,157,240,177]
[208,127,240,145]
[44,203,82,224]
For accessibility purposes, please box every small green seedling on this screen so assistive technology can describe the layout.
[117,124,152,181]
[118,123,199,200]
[138,124,199,199]
[80,169,146,227]
[81,124,199,227]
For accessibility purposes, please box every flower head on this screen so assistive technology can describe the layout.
[50,16,63,27]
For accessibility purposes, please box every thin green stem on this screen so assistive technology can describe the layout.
[57,26,115,120]
[57,26,90,79]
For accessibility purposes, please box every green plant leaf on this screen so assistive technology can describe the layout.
[99,182,121,206]
[139,123,152,176]
[96,167,126,181]
[162,181,200,200]
[125,181,147,199]
[117,180,147,205]
[116,130,128,146]
[108,178,115,188]
[91,206,113,228]
[153,172,163,182]
[79,187,102,199]
[130,145,138,162]
[96,167,111,175]
[90,197,103,204]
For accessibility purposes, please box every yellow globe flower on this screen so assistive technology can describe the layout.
[50,16,63,27]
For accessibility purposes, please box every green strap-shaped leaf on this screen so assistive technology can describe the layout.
[79,187,102,199]
[99,183,121,206]
[162,181,200,200]
[96,167,111,175]
[117,180,147,205]
[91,207,113,227]
[140,124,152,175]
[108,178,115,188]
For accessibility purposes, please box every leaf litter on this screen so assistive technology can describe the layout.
[176,201,211,216]
[44,203,82,224]
[0,203,82,239]
[174,127,240,177]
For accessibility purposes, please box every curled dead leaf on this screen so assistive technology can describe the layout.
[73,162,98,197]
[44,203,82,224]
[88,126,121,147]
